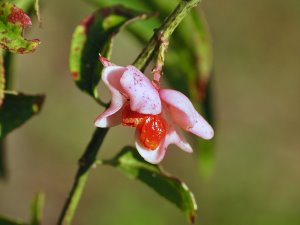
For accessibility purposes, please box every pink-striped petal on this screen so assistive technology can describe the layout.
[95,66,127,127]
[160,89,214,140]
[120,66,161,115]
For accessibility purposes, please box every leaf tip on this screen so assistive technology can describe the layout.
[32,95,45,113]
[188,212,196,224]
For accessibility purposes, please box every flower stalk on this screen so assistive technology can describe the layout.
[152,31,169,88]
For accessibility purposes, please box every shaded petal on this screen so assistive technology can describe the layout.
[120,66,161,115]
[169,127,193,153]
[95,107,123,127]
[160,89,214,140]
[95,66,127,127]
[135,126,192,164]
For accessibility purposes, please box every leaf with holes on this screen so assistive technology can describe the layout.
[69,5,152,99]
[0,1,40,54]
[0,92,44,138]
[103,146,198,223]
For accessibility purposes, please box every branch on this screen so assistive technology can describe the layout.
[133,0,202,71]
[56,128,108,225]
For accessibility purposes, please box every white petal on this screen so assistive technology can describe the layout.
[94,66,127,127]
[160,89,214,140]
[95,108,122,127]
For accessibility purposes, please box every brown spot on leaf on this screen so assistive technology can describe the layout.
[32,38,41,44]
[1,38,10,44]
[0,43,7,49]
[71,71,79,79]
[7,5,32,28]
[189,213,196,224]
[74,47,80,52]
[17,48,25,53]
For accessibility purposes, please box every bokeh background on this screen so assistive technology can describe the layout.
[1,0,300,224]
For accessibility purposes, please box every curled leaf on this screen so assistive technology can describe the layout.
[0,1,40,54]
[69,5,152,99]
[0,92,44,138]
[103,146,198,223]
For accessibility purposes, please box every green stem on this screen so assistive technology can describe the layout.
[133,0,202,70]
[4,51,13,90]
[56,128,108,225]
[0,50,13,179]
[56,0,202,224]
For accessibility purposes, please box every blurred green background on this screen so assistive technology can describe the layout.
[1,0,300,224]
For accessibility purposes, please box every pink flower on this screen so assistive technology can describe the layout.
[95,57,214,164]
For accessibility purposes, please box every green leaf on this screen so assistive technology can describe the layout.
[0,217,27,225]
[0,92,44,138]
[10,0,36,13]
[69,5,152,99]
[0,49,4,107]
[103,146,198,223]
[0,1,40,54]
[30,192,44,225]
[84,0,151,11]
[83,0,162,44]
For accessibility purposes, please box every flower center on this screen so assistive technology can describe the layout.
[122,105,167,150]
